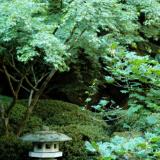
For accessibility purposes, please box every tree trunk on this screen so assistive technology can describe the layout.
[3,97,17,136]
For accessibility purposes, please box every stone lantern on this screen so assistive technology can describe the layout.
[21,130,72,159]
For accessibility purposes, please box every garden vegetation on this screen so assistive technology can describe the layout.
[0,0,160,159]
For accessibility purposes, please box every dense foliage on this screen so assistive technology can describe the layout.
[0,135,31,160]
[86,131,160,160]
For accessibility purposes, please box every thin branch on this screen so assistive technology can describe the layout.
[53,27,59,35]
[65,24,77,44]
[31,65,37,84]
[25,77,39,91]
[9,74,19,82]
[3,65,16,97]
[52,0,75,35]
[2,67,29,92]
[37,72,49,84]
[9,60,21,75]
[28,90,34,107]
[33,69,56,100]
[8,59,47,92]
[21,85,30,93]
[26,72,48,107]
[67,28,87,52]
[11,55,16,67]
[15,76,24,95]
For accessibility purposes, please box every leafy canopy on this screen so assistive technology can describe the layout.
[0,0,69,71]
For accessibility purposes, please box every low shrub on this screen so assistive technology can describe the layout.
[0,135,31,160]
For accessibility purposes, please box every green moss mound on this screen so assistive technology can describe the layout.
[33,100,109,160]
[34,100,106,127]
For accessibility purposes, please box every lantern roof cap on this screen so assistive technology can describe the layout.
[20,130,72,142]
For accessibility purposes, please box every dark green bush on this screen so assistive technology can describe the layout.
[9,103,43,133]
[0,135,31,160]
[34,100,107,126]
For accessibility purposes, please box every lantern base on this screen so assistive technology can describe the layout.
[29,151,62,158]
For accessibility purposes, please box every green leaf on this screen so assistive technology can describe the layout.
[99,100,109,106]
[120,90,129,94]
[137,143,148,149]
[146,115,158,125]
[85,141,96,152]
[127,105,142,116]
[154,151,160,158]
[150,137,160,143]
[85,98,92,103]
[104,76,115,84]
